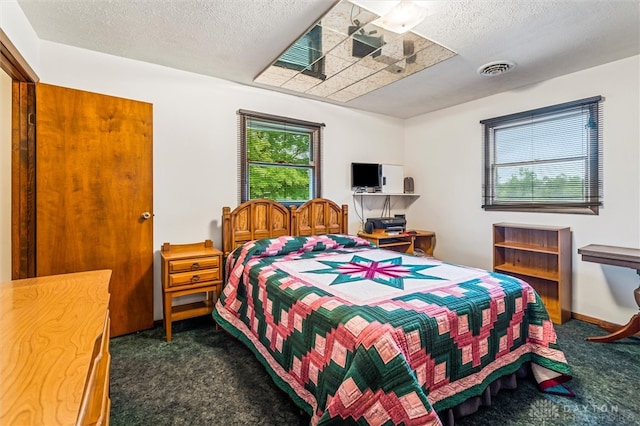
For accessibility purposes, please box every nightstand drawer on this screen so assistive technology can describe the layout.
[169,256,219,273]
[168,269,220,287]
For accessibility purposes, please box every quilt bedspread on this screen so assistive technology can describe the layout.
[213,234,571,425]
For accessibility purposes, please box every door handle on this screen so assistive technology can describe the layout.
[141,212,152,220]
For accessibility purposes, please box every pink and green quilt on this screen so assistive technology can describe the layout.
[213,234,571,425]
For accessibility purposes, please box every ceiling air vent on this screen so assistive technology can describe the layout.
[477,61,516,77]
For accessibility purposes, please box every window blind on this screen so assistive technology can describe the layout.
[274,25,325,80]
[481,96,603,214]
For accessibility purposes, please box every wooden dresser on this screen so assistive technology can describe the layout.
[0,270,112,426]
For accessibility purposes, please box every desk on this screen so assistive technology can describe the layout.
[357,230,436,256]
[577,244,640,343]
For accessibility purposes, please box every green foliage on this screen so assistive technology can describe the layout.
[249,165,310,201]
[248,128,310,164]
[496,168,585,202]
[247,128,312,201]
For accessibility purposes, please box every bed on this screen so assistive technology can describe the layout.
[213,198,572,425]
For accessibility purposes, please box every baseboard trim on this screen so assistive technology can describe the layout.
[571,312,640,337]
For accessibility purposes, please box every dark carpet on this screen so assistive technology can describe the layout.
[109,317,640,426]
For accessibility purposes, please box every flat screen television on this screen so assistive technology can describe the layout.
[351,162,382,191]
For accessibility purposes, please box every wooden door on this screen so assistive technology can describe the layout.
[35,83,154,336]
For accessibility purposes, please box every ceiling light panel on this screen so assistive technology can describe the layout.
[372,0,430,34]
[255,0,456,103]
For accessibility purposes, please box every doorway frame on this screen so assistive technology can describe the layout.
[1,29,38,279]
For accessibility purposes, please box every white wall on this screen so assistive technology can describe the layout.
[0,0,40,73]
[405,55,640,326]
[33,41,405,320]
[0,69,11,281]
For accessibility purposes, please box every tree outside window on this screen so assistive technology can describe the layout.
[238,110,323,204]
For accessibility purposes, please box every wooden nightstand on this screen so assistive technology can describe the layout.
[160,239,223,342]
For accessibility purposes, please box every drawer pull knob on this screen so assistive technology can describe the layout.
[191,262,200,270]
[191,275,200,283]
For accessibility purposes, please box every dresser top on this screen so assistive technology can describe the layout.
[1,270,111,425]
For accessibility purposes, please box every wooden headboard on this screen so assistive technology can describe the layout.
[291,198,348,237]
[222,198,349,258]
[222,199,291,258]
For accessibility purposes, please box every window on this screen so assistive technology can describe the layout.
[481,96,603,214]
[238,110,323,204]
[274,24,325,81]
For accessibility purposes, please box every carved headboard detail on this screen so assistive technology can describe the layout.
[291,198,348,237]
[222,199,291,258]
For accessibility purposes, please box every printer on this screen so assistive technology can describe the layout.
[365,216,406,233]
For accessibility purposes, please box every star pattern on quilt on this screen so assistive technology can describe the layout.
[303,255,442,289]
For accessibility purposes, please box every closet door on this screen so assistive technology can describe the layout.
[36,83,154,336]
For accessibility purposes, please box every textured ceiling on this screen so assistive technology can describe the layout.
[16,0,640,119]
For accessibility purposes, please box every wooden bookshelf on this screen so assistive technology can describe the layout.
[493,223,572,324]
